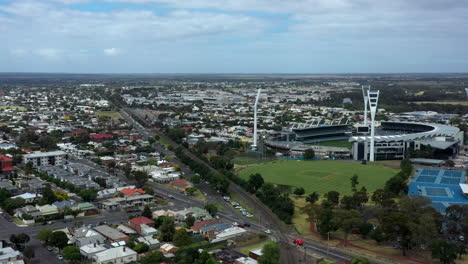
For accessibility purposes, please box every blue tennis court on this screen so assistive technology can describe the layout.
[409,169,467,214]
[416,176,437,183]
[440,177,462,185]
[443,170,463,178]
[425,187,449,197]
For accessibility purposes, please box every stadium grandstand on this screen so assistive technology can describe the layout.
[264,120,463,161]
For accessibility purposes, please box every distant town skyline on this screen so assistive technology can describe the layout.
[1,0,467,73]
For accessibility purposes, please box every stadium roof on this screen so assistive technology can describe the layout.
[350,121,459,143]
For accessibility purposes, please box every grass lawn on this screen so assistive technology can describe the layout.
[316,139,352,149]
[232,156,269,165]
[239,241,270,255]
[96,111,123,119]
[239,160,397,195]
[0,105,26,111]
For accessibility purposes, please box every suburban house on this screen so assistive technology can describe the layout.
[136,236,160,250]
[200,222,231,239]
[128,216,156,235]
[11,192,42,203]
[211,227,247,243]
[0,179,19,194]
[0,247,22,263]
[235,257,258,264]
[15,205,41,219]
[36,204,59,217]
[71,227,106,247]
[249,248,263,260]
[176,207,212,222]
[93,247,137,264]
[159,243,179,256]
[93,225,129,243]
[80,243,107,259]
[17,178,45,193]
[170,179,192,191]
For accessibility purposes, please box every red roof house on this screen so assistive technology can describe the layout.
[170,179,192,191]
[89,133,113,142]
[129,216,155,234]
[121,188,145,196]
[192,219,221,232]
[0,155,14,173]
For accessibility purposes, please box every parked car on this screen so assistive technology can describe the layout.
[57,255,63,260]
[264,229,271,234]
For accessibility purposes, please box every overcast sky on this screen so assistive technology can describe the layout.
[1,0,467,73]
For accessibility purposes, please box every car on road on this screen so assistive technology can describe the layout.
[244,223,251,227]
[57,255,63,260]
[47,246,53,251]
[293,239,304,246]
[237,224,245,228]
[168,195,174,199]
[264,229,271,234]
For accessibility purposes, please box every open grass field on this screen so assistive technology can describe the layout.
[239,160,397,195]
[96,111,123,119]
[232,156,269,165]
[0,105,27,111]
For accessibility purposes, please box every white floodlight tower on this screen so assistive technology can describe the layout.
[368,90,380,162]
[362,85,370,126]
[252,88,262,149]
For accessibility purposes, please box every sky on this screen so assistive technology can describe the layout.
[0,0,467,73]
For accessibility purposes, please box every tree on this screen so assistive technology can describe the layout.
[62,246,81,263]
[185,214,196,228]
[23,246,35,260]
[49,231,69,249]
[248,173,264,192]
[78,190,97,201]
[306,192,320,204]
[317,206,338,237]
[353,187,369,208]
[258,241,280,264]
[293,187,305,196]
[159,217,176,242]
[0,188,11,204]
[37,228,53,243]
[185,186,198,196]
[133,243,149,253]
[335,210,363,246]
[43,184,58,203]
[430,239,458,264]
[350,174,359,192]
[204,204,218,217]
[385,175,408,195]
[140,251,164,264]
[3,197,25,214]
[380,212,411,256]
[351,257,370,264]
[324,191,340,206]
[173,229,193,247]
[303,149,315,159]
[191,175,201,184]
[132,170,149,187]
[371,189,395,207]
[142,185,155,195]
[10,233,30,247]
[142,205,152,219]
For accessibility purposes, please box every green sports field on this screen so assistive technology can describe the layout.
[239,160,397,195]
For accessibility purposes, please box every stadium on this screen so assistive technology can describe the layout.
[264,120,463,161]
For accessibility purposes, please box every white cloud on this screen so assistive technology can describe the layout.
[35,48,62,59]
[10,48,28,56]
[104,48,121,56]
